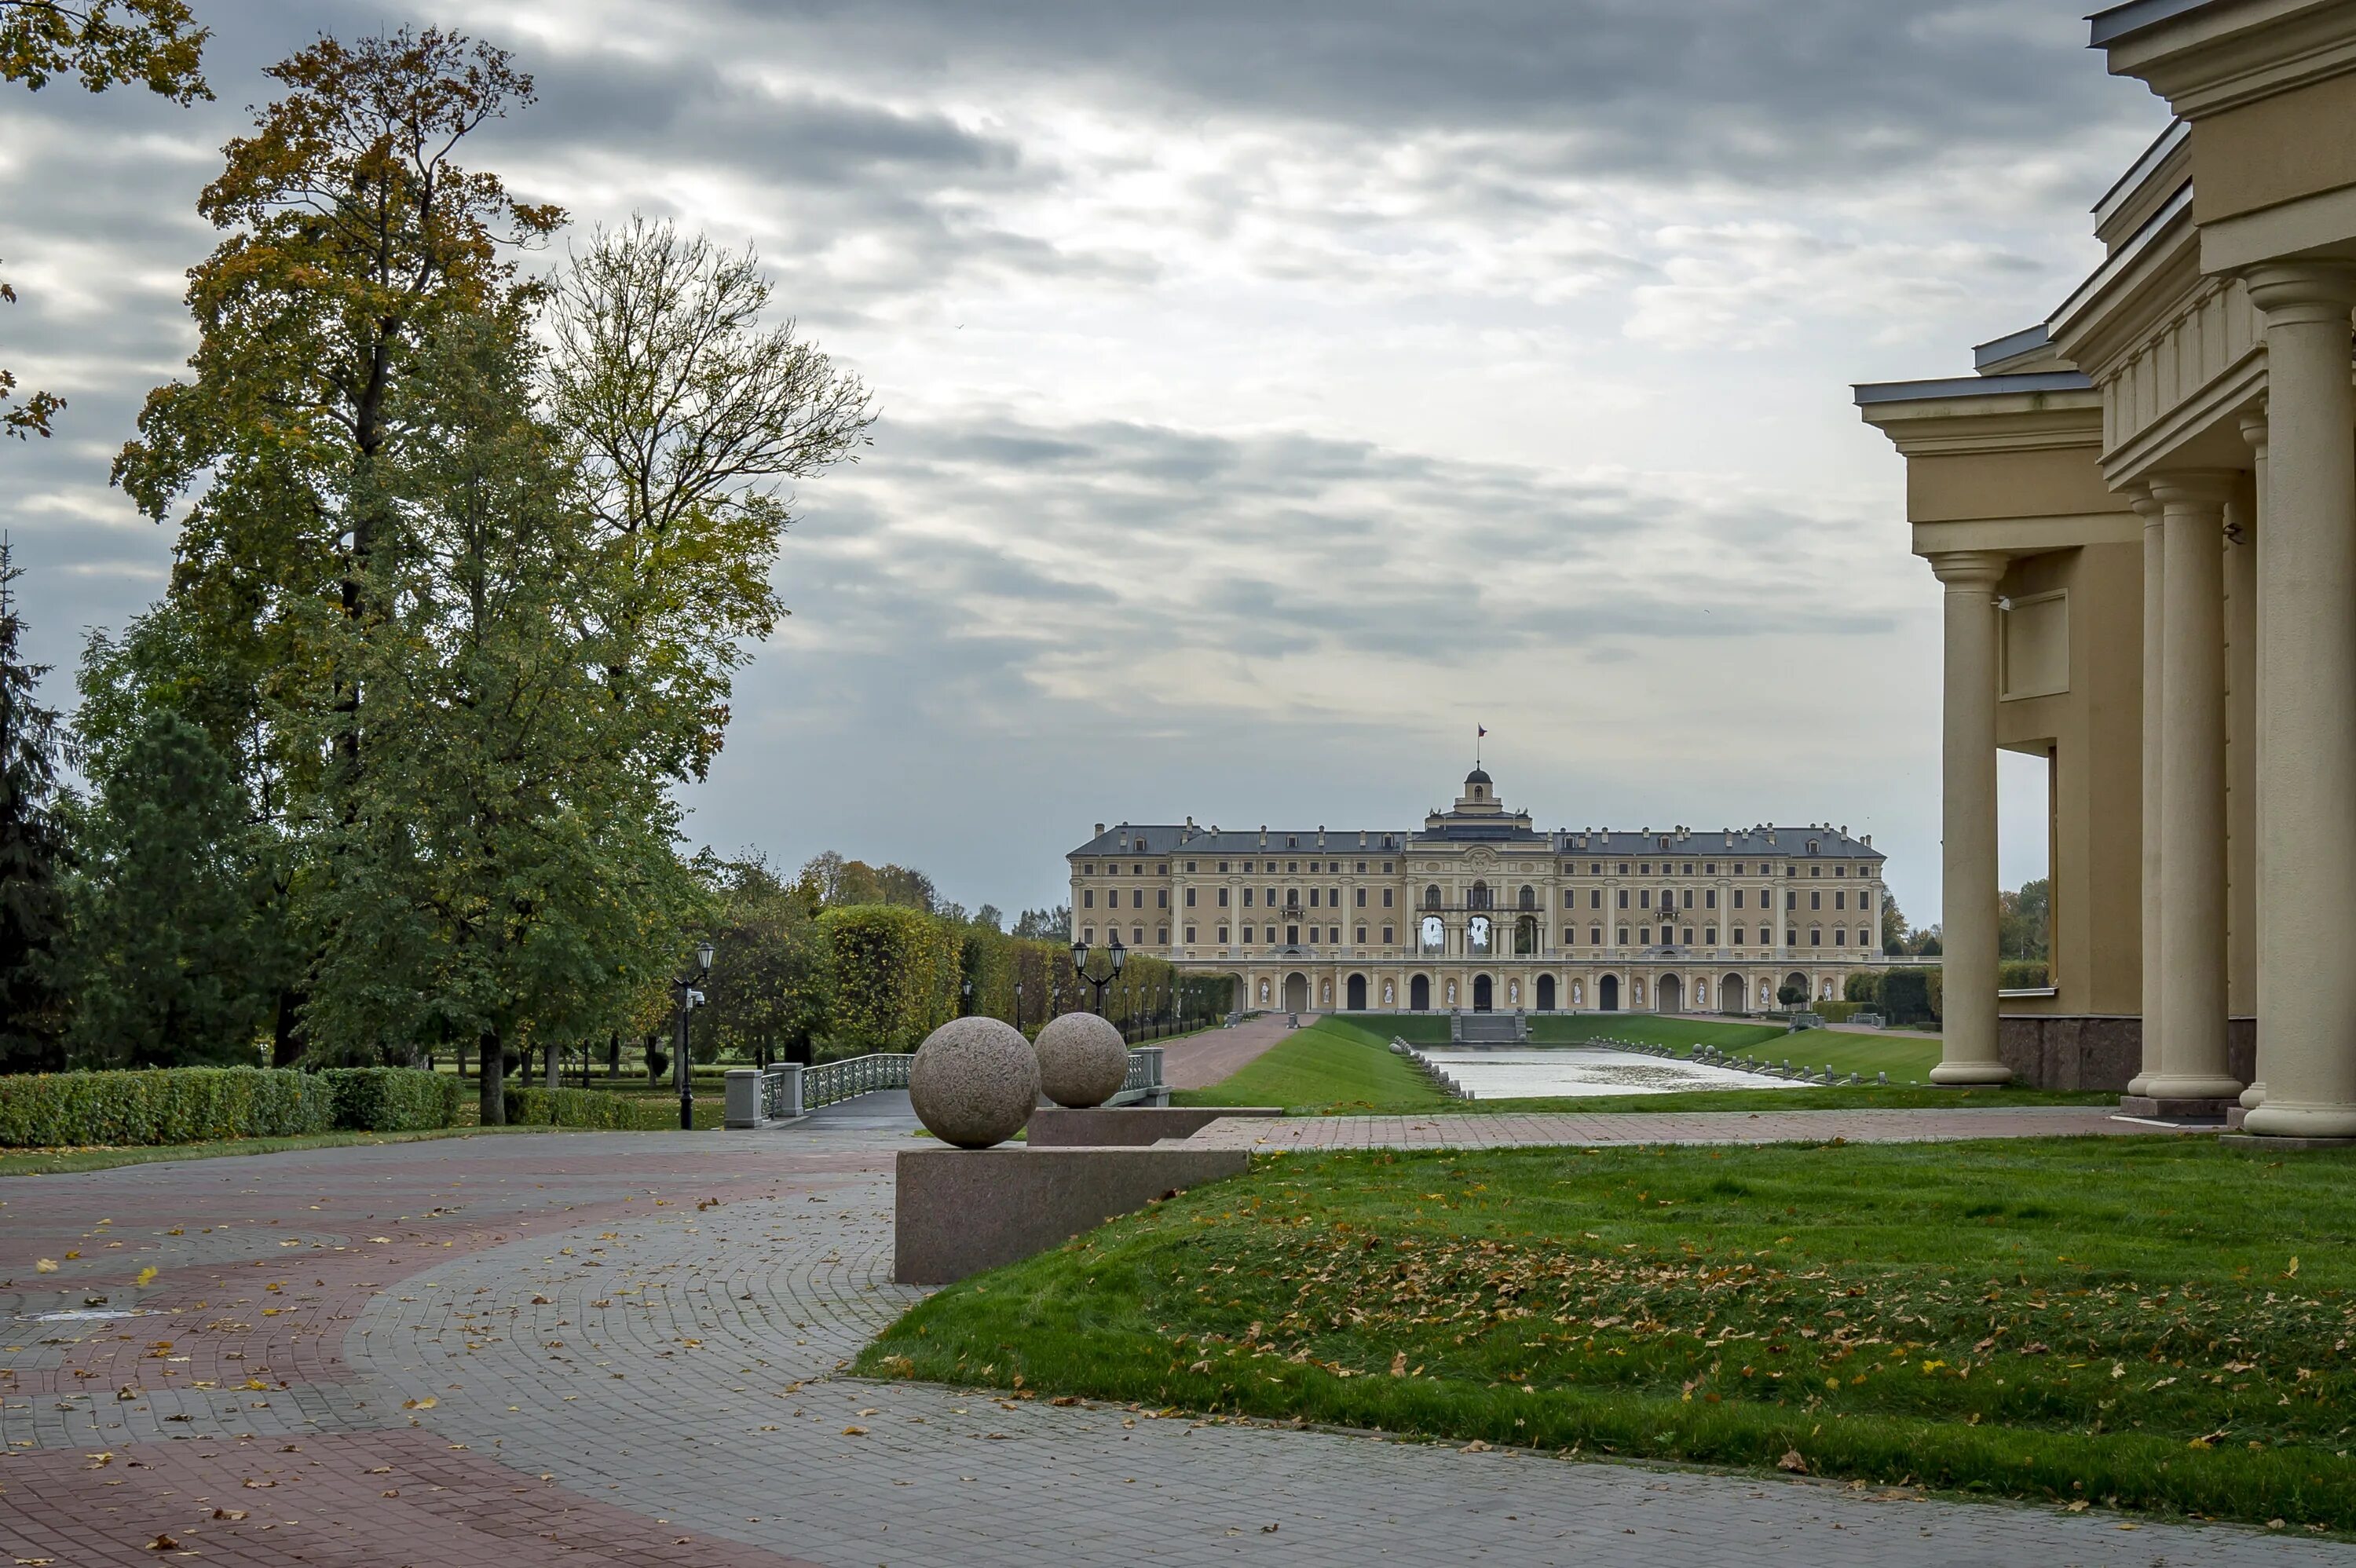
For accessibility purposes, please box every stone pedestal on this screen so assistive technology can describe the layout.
[2117,1094,2233,1120]
[895,1145,1249,1285]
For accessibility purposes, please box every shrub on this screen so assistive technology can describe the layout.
[1879,968,1936,1025]
[0,1066,332,1148]
[1998,959,2051,990]
[1843,970,1882,1003]
[504,1085,650,1129]
[320,1067,463,1132]
[1813,1000,1861,1024]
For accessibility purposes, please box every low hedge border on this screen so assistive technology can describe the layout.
[320,1067,465,1133]
[0,1068,333,1148]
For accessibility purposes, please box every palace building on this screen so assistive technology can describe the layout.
[1067,767,1888,1016]
[1853,0,2356,1136]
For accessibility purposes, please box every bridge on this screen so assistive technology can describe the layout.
[723,1045,1169,1129]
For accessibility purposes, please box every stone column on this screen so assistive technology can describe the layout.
[2244,265,2356,1140]
[2144,471,2242,1104]
[2236,411,2268,1111]
[1928,550,2010,1085]
[2127,484,2164,1097]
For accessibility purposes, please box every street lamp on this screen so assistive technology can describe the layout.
[961,977,973,1016]
[1013,980,1023,1030]
[675,939,715,1131]
[1071,934,1125,1016]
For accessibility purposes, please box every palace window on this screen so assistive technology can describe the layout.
[1809,890,1820,910]
[1705,863,1716,874]
[1185,887,1196,907]
[1156,927,1166,944]
[1619,864,1629,874]
[1133,864,1143,875]
[1288,860,1298,872]
[1217,887,1230,906]
[1638,927,1652,944]
[1383,861,1394,872]
[1468,916,1492,953]
[1732,927,1744,945]
[1809,864,1821,877]
[1641,863,1651,875]
[1267,886,1276,906]
[1382,926,1394,945]
[1157,889,1168,908]
[1082,890,1095,908]
[1425,885,1443,910]
[1218,925,1229,943]
[1860,927,1871,946]
[1590,863,1601,875]
[1836,928,1848,945]
[1638,890,1651,908]
[1329,927,1341,944]
[1590,889,1602,909]
[1683,863,1693,875]
[1591,927,1604,945]
[1133,890,1145,908]
[1704,927,1717,945]
[1836,864,1847,876]
[1835,890,1846,909]
[1383,888,1393,907]
[1085,864,1097,875]
[1355,887,1366,907]
[1808,927,1821,946]
[1705,889,1718,909]
[1786,890,1798,911]
[1184,925,1196,943]
[1308,888,1320,908]
[1081,926,1095,944]
[1618,889,1629,908]
[1330,886,1341,907]
[1132,927,1144,944]
[1681,889,1693,908]
[1186,861,1197,873]
[1732,889,1744,908]
[1356,926,1367,945]
[1518,885,1536,910]
[1564,889,1576,908]
[1243,888,1254,906]
[1357,861,1366,874]
[1564,926,1576,945]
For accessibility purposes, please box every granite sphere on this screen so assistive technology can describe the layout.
[909,1017,1039,1148]
[1033,1011,1130,1109]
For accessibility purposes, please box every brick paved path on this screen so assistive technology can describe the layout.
[1183,1104,2179,1150]
[1158,1014,1298,1090]
[4,1120,2343,1567]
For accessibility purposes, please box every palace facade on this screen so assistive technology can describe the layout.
[1068,768,1889,1016]
[1853,0,2356,1135]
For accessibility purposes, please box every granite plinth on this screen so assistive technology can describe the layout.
[895,1145,1249,1284]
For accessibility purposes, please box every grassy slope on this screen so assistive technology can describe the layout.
[1173,1018,1448,1113]
[1194,1017,2087,1115]
[865,1138,2356,1529]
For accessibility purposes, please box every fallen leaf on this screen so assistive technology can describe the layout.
[210,1508,246,1521]
[842,1425,868,1436]
[135,1267,159,1288]
[1778,1449,1809,1474]
[144,1537,181,1552]
[402,1397,437,1410]
[34,1259,57,1274]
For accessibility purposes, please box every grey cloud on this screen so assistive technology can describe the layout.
[709,0,2148,185]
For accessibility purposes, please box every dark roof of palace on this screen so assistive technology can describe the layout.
[1070,823,1884,862]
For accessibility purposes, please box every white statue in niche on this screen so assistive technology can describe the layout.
[1382,981,1395,1005]
[1821,979,1834,1000]
[1633,978,1646,1006]
[1508,979,1520,1006]
[1696,982,1709,1010]
[1446,981,1458,1006]
[1571,980,1583,1007]
[1259,978,1270,1003]
[1321,979,1332,1003]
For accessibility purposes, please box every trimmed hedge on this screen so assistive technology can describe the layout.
[1812,999,1862,1024]
[504,1085,649,1129]
[0,1067,333,1149]
[321,1067,463,1132]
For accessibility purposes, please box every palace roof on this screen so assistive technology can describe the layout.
[1070,822,1883,862]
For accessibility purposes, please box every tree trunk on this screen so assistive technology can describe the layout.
[271,991,306,1068]
[477,1026,505,1126]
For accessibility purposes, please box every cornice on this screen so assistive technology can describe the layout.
[2102,0,2356,119]
[2051,203,2206,378]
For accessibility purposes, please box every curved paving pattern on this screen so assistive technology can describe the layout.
[2,1117,2347,1566]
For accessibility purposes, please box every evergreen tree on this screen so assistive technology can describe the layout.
[68,711,279,1066]
[0,542,70,1068]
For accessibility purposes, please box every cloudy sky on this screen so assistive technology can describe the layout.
[0,0,2167,924]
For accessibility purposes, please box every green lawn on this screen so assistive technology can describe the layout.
[863,1137,2356,1529]
[0,1124,562,1178]
[1190,1018,2073,1115]
[1174,1018,1446,1113]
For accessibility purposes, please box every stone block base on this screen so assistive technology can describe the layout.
[2118,1095,2235,1120]
[2225,1105,2249,1131]
[2219,1133,2356,1151]
[1027,1105,1283,1147]
[895,1146,1250,1285]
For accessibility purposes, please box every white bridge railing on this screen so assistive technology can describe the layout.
[730,1044,1167,1128]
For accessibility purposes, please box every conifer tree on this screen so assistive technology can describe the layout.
[0,543,70,1068]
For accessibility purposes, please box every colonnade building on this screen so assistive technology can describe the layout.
[1855,0,2356,1137]
[1068,768,1888,1017]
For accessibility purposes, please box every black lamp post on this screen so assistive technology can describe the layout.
[1070,934,1125,1016]
[675,938,714,1131]
[1013,979,1024,1030]
[961,977,973,1016]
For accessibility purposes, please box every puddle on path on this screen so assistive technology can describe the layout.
[1418,1047,1816,1100]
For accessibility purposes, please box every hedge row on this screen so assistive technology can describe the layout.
[322,1068,464,1133]
[0,1067,334,1148]
[504,1084,654,1129]
[0,1065,474,1148]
